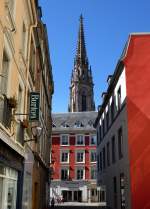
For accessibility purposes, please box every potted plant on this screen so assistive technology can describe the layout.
[22,119,29,128]
[8,96,17,108]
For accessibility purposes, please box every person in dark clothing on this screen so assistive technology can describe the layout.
[51,197,55,207]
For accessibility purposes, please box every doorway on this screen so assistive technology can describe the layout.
[62,190,82,202]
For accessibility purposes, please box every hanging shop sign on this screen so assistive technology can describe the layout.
[29,92,40,121]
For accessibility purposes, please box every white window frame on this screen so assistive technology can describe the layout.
[60,150,69,164]
[0,39,12,96]
[60,134,69,146]
[60,167,69,180]
[90,150,97,163]
[90,135,97,146]
[76,150,85,163]
[76,134,85,146]
[76,167,85,180]
[90,166,97,180]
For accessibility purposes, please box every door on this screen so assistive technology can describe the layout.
[68,191,72,201]
[74,191,78,201]
[78,191,82,202]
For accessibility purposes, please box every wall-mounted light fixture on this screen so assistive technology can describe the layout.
[24,126,43,143]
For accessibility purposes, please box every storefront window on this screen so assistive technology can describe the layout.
[0,164,18,209]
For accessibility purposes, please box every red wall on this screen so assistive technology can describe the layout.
[51,134,96,180]
[123,35,150,209]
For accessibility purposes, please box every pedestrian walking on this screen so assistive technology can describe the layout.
[51,197,55,207]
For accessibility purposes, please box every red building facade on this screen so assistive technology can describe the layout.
[124,34,150,209]
[52,134,96,180]
[50,112,98,203]
[95,33,150,209]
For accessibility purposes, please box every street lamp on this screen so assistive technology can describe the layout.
[24,126,43,143]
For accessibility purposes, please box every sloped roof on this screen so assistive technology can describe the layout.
[52,111,98,133]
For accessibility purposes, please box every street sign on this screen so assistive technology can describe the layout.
[29,92,40,121]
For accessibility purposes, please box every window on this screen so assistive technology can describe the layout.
[111,98,115,122]
[106,111,109,130]
[102,119,105,136]
[7,0,15,15]
[100,152,102,171]
[88,120,93,127]
[61,135,69,145]
[107,142,110,166]
[90,151,96,162]
[91,167,96,179]
[97,154,99,171]
[61,122,69,128]
[118,127,123,159]
[0,50,10,95]
[61,168,69,180]
[120,173,125,209]
[112,136,116,163]
[0,96,12,128]
[29,39,35,82]
[76,168,84,180]
[90,135,96,145]
[97,131,99,145]
[16,122,24,145]
[76,135,84,145]
[102,147,106,169]
[74,121,84,128]
[100,190,106,202]
[113,176,118,209]
[0,164,18,209]
[52,123,56,128]
[17,85,23,113]
[22,22,27,57]
[99,125,102,142]
[76,151,85,163]
[61,151,69,163]
[117,86,121,110]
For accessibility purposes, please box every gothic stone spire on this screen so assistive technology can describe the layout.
[69,16,95,112]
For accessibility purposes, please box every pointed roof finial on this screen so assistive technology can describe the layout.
[80,14,83,21]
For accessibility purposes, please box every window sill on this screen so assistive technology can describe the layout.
[61,162,69,164]
[75,162,85,164]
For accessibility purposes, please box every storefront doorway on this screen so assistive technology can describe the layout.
[62,190,82,202]
[0,164,18,209]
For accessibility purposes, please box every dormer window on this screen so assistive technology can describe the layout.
[88,120,93,127]
[52,123,56,128]
[61,122,69,128]
[74,121,84,128]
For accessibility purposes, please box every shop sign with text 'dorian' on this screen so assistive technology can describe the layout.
[29,92,40,121]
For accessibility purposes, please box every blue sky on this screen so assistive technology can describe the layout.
[39,0,150,113]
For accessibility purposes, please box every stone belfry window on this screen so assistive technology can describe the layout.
[82,94,86,111]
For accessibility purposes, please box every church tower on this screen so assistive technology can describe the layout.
[69,15,95,112]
